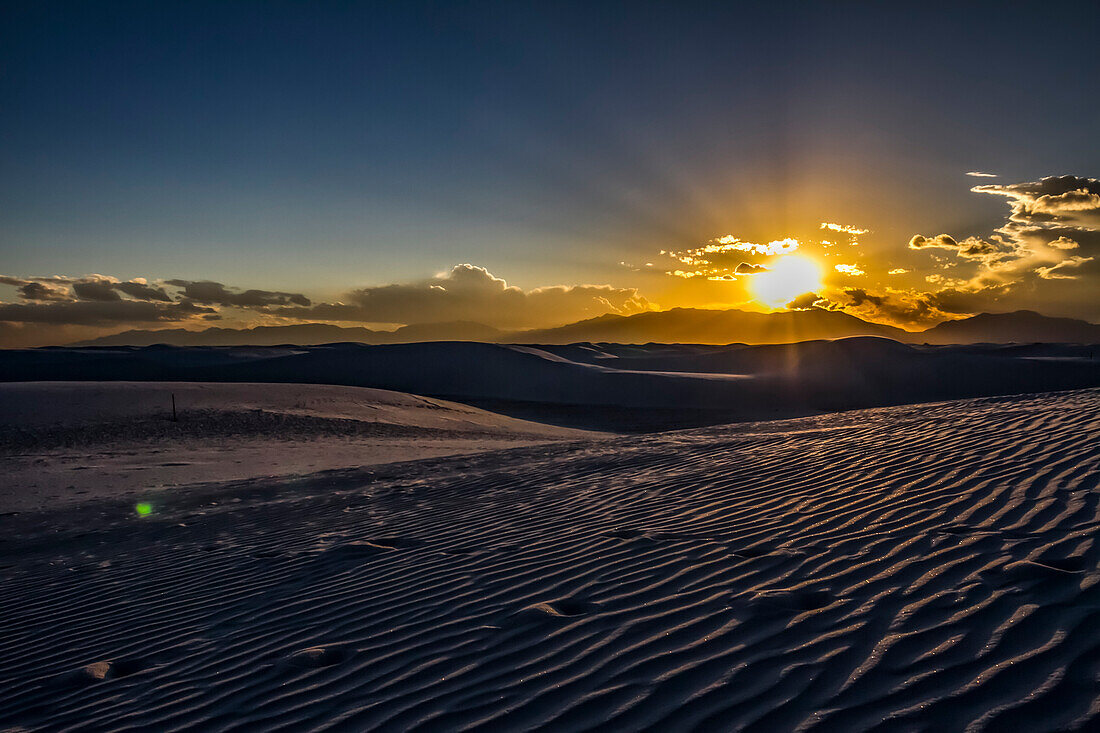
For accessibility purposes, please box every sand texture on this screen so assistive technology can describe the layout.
[0,382,599,513]
[1,389,1098,730]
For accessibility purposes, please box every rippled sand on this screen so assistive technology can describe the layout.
[1,389,1098,730]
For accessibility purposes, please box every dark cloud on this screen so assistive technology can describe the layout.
[22,281,70,301]
[908,234,1008,261]
[0,276,69,302]
[1,267,650,339]
[973,175,1100,229]
[0,274,174,303]
[72,280,122,301]
[273,264,651,329]
[909,234,958,250]
[821,287,952,328]
[735,262,768,274]
[786,292,824,310]
[0,299,215,326]
[117,281,173,301]
[166,280,311,307]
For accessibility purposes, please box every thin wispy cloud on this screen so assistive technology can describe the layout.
[966,171,998,178]
[661,236,800,279]
[819,223,869,236]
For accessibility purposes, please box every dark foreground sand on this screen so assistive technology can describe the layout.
[1,389,1098,730]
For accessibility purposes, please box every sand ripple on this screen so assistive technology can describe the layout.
[1,389,1098,730]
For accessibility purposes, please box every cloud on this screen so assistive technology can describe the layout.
[908,234,1010,262]
[786,292,826,310]
[117,281,173,302]
[0,299,215,326]
[660,235,799,279]
[834,264,865,276]
[820,222,869,236]
[893,175,1100,323]
[887,268,909,275]
[0,273,307,330]
[272,264,652,329]
[72,279,123,301]
[0,274,175,303]
[707,235,800,256]
[819,222,868,247]
[966,171,998,178]
[971,175,1100,229]
[1036,255,1094,280]
[0,276,71,301]
[821,287,953,328]
[908,234,959,250]
[165,280,311,307]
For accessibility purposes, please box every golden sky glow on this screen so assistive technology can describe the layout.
[2,174,1098,348]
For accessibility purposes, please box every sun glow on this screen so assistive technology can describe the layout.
[751,255,823,308]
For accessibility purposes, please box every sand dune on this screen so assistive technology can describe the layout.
[0,382,597,513]
[2,338,1098,431]
[1,389,1097,730]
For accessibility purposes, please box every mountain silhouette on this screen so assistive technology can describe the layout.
[69,308,1099,347]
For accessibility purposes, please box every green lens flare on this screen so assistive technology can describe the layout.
[135,502,153,516]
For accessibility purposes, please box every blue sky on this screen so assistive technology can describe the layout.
[1,1,1098,344]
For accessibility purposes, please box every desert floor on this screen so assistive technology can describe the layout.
[1,387,1098,731]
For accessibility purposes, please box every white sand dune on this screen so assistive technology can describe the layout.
[3,339,1098,433]
[0,382,598,513]
[1,389,1098,730]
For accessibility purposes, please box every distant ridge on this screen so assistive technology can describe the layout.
[509,307,907,344]
[916,310,1100,345]
[73,320,502,347]
[71,324,382,347]
[68,308,1100,347]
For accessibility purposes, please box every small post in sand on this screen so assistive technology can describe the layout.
[171,393,178,422]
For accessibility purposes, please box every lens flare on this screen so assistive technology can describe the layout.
[751,256,822,308]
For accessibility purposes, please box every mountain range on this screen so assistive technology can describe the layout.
[70,309,1100,347]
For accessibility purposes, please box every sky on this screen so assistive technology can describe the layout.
[2,1,1098,346]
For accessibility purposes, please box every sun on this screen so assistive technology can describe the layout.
[751,255,823,308]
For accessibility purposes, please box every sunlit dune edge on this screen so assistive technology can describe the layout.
[0,381,600,513]
[1,389,1098,730]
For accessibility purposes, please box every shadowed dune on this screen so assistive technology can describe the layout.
[1,338,1097,430]
[0,389,1098,730]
